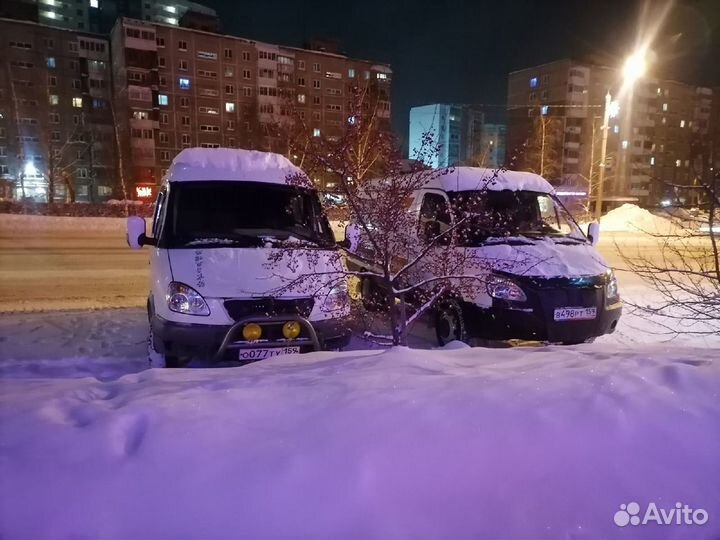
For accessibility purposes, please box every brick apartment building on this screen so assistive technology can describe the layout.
[507,59,715,208]
[0,17,116,202]
[111,17,392,196]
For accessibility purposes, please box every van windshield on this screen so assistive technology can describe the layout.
[447,190,586,245]
[162,181,336,248]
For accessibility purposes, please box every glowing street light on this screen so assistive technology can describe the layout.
[24,161,37,177]
[622,51,648,86]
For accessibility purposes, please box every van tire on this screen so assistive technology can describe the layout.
[147,329,182,368]
[435,299,467,346]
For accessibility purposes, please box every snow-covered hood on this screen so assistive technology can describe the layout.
[168,247,343,298]
[476,238,610,278]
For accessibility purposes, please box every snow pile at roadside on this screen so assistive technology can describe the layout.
[601,204,676,234]
[1,345,718,540]
[0,213,151,233]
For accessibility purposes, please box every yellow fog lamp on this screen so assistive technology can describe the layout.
[242,323,262,341]
[282,321,301,339]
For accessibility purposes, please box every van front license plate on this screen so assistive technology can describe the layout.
[554,307,597,321]
[239,347,300,361]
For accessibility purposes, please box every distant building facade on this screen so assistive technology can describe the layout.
[1,0,217,34]
[478,123,506,168]
[408,104,486,168]
[507,59,715,207]
[0,17,117,201]
[111,17,392,196]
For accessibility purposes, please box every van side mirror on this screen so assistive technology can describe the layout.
[127,216,149,249]
[587,222,600,246]
[344,222,360,253]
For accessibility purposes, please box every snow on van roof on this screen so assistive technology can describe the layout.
[166,148,308,184]
[425,167,554,194]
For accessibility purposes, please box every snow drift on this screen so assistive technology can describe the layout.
[1,345,718,540]
[600,204,676,234]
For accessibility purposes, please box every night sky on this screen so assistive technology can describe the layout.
[205,0,719,141]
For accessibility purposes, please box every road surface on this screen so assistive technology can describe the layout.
[0,214,709,313]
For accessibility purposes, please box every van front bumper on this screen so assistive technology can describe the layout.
[462,301,621,343]
[460,273,622,343]
[151,314,352,360]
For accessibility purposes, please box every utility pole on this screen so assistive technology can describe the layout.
[595,92,612,221]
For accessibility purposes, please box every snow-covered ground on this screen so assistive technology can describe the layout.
[1,211,718,539]
[1,341,718,540]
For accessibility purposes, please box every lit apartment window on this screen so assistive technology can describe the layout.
[225,102,235,113]
[650,156,655,165]
[541,105,549,115]
[613,125,619,134]
[662,103,668,111]
[90,0,98,7]
[72,97,83,108]
[376,72,388,80]
[158,94,168,106]
[49,95,59,105]
[297,94,306,104]
[364,70,370,79]
[46,57,56,68]
[621,140,628,149]
[313,128,321,137]
[530,77,538,88]
[680,119,685,128]
[179,78,190,89]
[661,117,666,124]
[675,159,681,167]
[348,68,355,78]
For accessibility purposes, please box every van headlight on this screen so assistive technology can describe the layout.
[606,270,619,302]
[486,274,527,302]
[321,282,350,313]
[166,282,210,316]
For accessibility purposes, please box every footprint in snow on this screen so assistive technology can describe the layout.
[108,413,148,457]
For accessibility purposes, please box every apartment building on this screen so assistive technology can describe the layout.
[507,59,715,207]
[408,104,484,168]
[0,17,116,201]
[2,0,217,33]
[111,17,392,196]
[478,124,506,168]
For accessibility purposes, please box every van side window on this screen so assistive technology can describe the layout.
[419,192,451,242]
[152,189,166,239]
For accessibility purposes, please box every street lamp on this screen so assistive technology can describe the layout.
[594,50,648,221]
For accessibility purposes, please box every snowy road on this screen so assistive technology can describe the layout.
[0,214,693,313]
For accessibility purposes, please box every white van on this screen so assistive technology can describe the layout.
[127,148,351,367]
[345,167,622,345]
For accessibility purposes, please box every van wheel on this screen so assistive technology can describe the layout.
[147,329,182,368]
[360,277,387,311]
[435,300,467,346]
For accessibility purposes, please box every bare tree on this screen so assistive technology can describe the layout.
[269,85,532,346]
[620,164,720,337]
[524,113,564,180]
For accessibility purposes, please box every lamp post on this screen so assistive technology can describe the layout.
[594,50,647,221]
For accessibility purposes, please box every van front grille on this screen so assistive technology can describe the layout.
[223,298,314,322]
